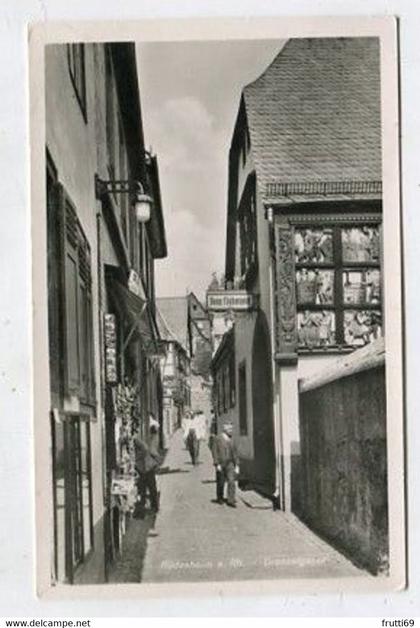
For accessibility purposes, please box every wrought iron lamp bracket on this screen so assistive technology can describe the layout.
[95,174,146,199]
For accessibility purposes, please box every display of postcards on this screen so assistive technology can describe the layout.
[111,475,136,496]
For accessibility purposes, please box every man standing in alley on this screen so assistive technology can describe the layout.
[211,421,239,507]
[133,425,161,513]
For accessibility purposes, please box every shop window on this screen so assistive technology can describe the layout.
[238,361,248,436]
[295,224,382,350]
[67,44,87,122]
[80,419,94,555]
[51,415,66,582]
[52,415,93,584]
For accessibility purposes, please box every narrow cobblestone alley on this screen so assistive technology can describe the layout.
[109,430,366,583]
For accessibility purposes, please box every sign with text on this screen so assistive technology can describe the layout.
[206,290,256,312]
[104,313,118,384]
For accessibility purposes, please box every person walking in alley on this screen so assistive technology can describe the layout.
[185,418,200,465]
[133,425,161,513]
[182,410,193,442]
[211,421,239,507]
[184,410,207,465]
[193,410,207,461]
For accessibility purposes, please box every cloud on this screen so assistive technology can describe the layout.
[155,207,225,300]
[142,97,228,299]
[143,97,228,228]
[137,40,286,301]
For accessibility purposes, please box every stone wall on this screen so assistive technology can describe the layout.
[297,339,388,574]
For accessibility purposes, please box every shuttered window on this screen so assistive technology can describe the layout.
[47,162,62,403]
[57,183,96,407]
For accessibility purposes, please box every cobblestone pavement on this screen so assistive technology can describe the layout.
[109,430,366,583]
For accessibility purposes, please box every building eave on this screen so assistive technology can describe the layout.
[146,154,167,259]
[110,43,147,184]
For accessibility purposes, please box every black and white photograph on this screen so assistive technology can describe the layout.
[30,17,404,595]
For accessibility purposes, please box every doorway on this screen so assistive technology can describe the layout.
[251,311,276,494]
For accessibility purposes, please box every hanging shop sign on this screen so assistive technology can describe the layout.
[104,313,118,384]
[206,290,257,312]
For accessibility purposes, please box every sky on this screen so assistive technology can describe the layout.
[136,39,284,301]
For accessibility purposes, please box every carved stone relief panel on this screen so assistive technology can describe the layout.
[274,220,298,359]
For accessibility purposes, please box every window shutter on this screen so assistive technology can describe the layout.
[86,290,96,405]
[80,240,96,406]
[77,238,91,403]
[47,171,62,401]
[78,280,89,402]
[58,184,81,396]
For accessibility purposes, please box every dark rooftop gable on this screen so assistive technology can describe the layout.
[243,37,382,200]
[156,297,189,353]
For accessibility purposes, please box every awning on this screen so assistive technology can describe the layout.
[106,268,159,355]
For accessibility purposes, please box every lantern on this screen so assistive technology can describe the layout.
[134,183,153,223]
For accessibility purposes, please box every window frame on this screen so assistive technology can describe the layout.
[52,414,94,584]
[292,218,382,352]
[238,175,258,283]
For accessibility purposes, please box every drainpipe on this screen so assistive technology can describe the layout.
[266,206,284,510]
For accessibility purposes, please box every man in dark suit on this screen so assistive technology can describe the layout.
[133,425,161,513]
[211,421,239,507]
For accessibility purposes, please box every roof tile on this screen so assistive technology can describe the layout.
[243,38,382,196]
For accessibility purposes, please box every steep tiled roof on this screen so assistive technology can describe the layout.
[156,297,189,352]
[243,37,381,201]
[155,306,177,343]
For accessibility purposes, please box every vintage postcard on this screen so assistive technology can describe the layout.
[29,16,405,598]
